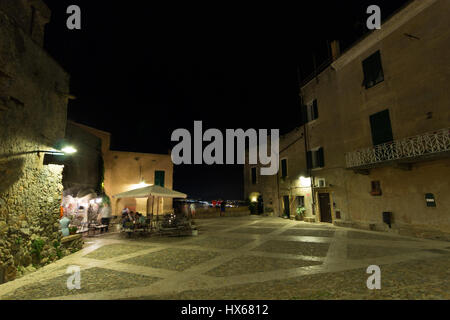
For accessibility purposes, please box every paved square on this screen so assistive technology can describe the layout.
[1,216,449,300]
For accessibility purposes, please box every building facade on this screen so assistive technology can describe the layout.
[0,0,70,283]
[70,122,174,216]
[244,128,315,220]
[245,0,450,238]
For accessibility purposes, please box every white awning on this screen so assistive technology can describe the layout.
[112,185,187,199]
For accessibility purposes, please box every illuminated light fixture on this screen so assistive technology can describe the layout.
[251,196,258,202]
[61,146,77,154]
[129,181,152,190]
[299,176,311,187]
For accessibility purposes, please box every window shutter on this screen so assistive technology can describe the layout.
[281,159,287,177]
[362,51,384,88]
[301,104,308,124]
[306,151,312,170]
[155,171,165,187]
[312,99,318,120]
[251,167,257,184]
[317,147,325,167]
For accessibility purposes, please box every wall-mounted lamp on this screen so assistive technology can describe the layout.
[61,146,77,154]
[299,176,311,187]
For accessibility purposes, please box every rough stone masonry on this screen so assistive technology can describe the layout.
[0,0,73,283]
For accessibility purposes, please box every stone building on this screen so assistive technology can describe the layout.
[70,122,175,216]
[63,121,103,196]
[244,128,314,220]
[244,0,450,238]
[0,1,71,283]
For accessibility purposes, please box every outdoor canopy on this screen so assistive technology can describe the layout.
[112,185,187,199]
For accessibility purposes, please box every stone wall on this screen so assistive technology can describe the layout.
[0,1,71,284]
[0,165,64,282]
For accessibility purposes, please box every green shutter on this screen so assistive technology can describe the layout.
[251,167,257,184]
[370,109,393,146]
[301,104,308,124]
[155,171,165,187]
[312,100,318,120]
[281,159,287,177]
[317,147,325,167]
[306,151,312,170]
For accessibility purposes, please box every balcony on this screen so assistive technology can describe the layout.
[345,128,450,171]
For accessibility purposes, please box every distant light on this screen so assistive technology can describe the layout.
[299,176,311,187]
[251,196,258,202]
[61,146,77,154]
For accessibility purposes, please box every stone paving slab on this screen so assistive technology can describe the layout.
[347,231,417,241]
[205,255,323,277]
[281,229,336,237]
[84,243,151,260]
[347,244,420,259]
[120,248,221,272]
[253,240,330,257]
[229,227,277,235]
[2,267,160,300]
[252,222,290,228]
[292,223,334,229]
[180,236,254,250]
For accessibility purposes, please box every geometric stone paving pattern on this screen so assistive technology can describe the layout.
[0,215,449,300]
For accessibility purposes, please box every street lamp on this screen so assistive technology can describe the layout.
[61,146,77,154]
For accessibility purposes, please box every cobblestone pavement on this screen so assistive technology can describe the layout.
[1,216,449,300]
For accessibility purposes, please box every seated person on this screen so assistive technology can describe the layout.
[128,211,136,222]
[122,214,131,228]
[137,213,146,226]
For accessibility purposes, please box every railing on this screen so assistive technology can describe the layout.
[345,128,450,168]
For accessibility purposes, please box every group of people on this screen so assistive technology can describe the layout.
[121,208,147,228]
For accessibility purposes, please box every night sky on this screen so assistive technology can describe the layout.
[42,0,410,200]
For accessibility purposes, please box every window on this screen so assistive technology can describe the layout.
[281,159,288,178]
[296,196,305,208]
[251,167,257,185]
[154,170,165,187]
[425,193,436,207]
[370,109,393,146]
[302,99,319,124]
[362,50,384,89]
[307,147,324,170]
[370,181,382,196]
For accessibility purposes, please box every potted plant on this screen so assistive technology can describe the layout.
[295,207,306,221]
[248,202,257,214]
[69,226,78,235]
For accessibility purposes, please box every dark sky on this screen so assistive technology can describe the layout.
[43,0,410,200]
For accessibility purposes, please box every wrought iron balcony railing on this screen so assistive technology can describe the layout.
[345,128,450,169]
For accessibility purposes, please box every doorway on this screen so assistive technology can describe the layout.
[370,109,393,146]
[283,196,290,217]
[318,193,332,223]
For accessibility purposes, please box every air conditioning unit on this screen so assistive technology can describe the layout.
[315,178,326,188]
